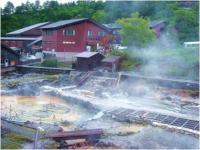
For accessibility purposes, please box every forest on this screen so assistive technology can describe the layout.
[1,0,199,43]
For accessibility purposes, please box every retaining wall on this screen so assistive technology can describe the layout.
[120,73,199,90]
[16,65,74,74]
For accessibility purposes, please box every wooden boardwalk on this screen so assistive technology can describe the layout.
[75,71,94,86]
[16,65,74,74]
[105,108,199,134]
[45,129,103,141]
[1,66,16,74]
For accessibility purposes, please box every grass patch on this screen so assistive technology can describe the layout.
[57,61,72,68]
[33,61,72,68]
[41,59,58,67]
[1,132,32,149]
[43,74,59,81]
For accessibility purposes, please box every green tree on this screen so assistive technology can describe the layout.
[117,12,155,47]
[3,1,15,15]
[34,0,41,10]
[173,8,199,42]
[43,0,59,9]
[92,10,106,23]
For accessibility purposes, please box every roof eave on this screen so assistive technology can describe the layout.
[41,19,111,32]
[40,18,89,30]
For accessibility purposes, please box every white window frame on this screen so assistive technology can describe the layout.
[87,30,93,37]
[63,29,75,36]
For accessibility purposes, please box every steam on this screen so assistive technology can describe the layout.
[86,111,104,121]
[127,33,199,81]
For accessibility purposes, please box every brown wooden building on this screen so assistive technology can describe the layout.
[1,44,20,67]
[149,20,166,38]
[1,22,49,53]
[101,55,122,72]
[75,52,104,71]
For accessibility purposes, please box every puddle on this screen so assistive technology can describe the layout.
[1,95,95,130]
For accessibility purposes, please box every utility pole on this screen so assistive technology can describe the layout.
[9,104,12,120]
[34,127,44,149]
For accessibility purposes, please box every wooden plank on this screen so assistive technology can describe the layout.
[46,129,103,138]
[65,139,86,146]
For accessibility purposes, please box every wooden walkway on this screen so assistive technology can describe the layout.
[45,129,103,141]
[16,65,74,74]
[105,108,199,134]
[1,66,16,74]
[74,71,94,86]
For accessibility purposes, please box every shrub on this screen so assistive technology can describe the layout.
[110,50,129,59]
[41,59,58,67]
[111,49,143,71]
[121,60,134,71]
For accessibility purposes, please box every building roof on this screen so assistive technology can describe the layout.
[41,18,110,31]
[27,36,42,47]
[7,22,49,35]
[102,55,121,63]
[1,37,38,41]
[75,52,99,58]
[103,23,122,30]
[1,44,20,57]
[41,18,88,29]
[149,20,165,28]
[10,47,21,51]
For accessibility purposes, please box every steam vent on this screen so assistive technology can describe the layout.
[1,1,199,149]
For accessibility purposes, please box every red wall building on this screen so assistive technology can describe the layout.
[41,18,111,60]
[1,22,49,52]
[6,22,49,37]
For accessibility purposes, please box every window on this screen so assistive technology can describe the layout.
[98,31,105,37]
[87,30,93,37]
[63,29,75,36]
[43,30,53,36]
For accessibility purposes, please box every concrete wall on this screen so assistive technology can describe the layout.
[16,65,74,74]
[120,73,199,91]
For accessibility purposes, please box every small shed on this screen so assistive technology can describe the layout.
[1,44,20,67]
[101,55,122,72]
[75,52,104,71]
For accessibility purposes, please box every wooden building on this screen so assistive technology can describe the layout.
[1,22,49,53]
[103,23,122,45]
[75,52,104,71]
[101,55,122,72]
[1,44,20,67]
[41,18,111,60]
[149,20,166,38]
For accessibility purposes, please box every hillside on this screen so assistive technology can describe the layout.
[1,1,199,43]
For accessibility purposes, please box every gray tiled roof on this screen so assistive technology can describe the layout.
[103,23,122,30]
[41,18,88,29]
[7,22,49,35]
[102,55,121,63]
[149,20,165,28]
[1,44,20,56]
[1,37,38,41]
[75,52,99,58]
[27,36,42,47]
